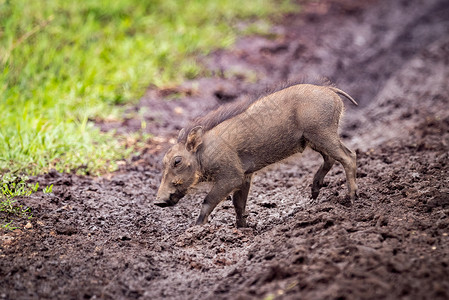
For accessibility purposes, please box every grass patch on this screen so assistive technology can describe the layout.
[0,174,36,230]
[0,0,297,226]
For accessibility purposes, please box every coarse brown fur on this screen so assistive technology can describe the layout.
[177,79,351,143]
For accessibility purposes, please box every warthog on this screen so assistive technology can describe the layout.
[155,83,358,227]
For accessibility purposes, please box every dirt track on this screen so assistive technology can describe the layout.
[1,0,449,299]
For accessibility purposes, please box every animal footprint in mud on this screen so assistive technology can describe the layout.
[176,224,215,247]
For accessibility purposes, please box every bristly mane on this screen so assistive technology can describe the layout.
[177,96,258,143]
[178,78,333,143]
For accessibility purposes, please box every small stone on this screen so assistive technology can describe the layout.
[24,222,32,229]
[174,106,184,115]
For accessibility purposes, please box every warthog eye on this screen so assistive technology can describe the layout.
[172,178,183,186]
[173,156,182,168]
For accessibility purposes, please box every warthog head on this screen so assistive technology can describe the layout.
[154,126,203,207]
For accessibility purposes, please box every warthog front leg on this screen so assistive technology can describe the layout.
[232,174,253,228]
[195,176,243,225]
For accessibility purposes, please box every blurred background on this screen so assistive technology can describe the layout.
[0,0,295,177]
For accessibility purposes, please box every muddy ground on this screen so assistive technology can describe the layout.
[1,0,449,299]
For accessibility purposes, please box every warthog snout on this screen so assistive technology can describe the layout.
[154,190,185,207]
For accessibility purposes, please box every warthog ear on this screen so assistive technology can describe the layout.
[177,128,186,141]
[186,126,203,153]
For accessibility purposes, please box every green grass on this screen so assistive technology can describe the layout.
[1,0,296,177]
[0,174,35,230]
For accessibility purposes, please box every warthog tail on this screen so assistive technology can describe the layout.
[329,87,358,106]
